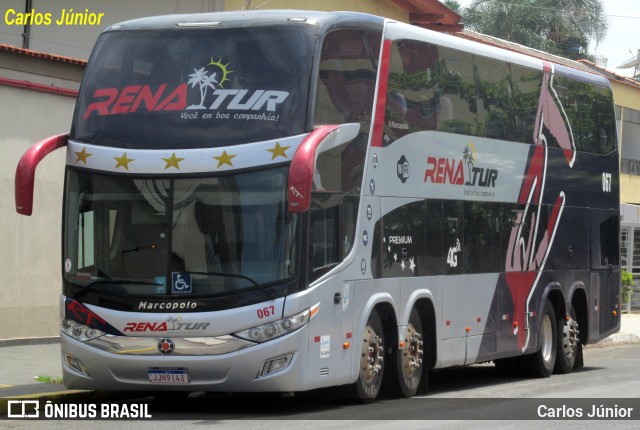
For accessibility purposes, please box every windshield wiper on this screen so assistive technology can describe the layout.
[188,271,275,300]
[71,279,162,300]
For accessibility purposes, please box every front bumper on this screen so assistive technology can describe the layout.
[61,325,310,392]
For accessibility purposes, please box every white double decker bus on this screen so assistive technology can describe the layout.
[16,10,620,401]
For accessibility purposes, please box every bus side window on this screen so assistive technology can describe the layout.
[313,29,381,126]
[443,201,464,274]
[473,55,510,141]
[385,40,439,143]
[597,215,620,267]
[509,65,543,144]
[309,193,342,282]
[78,210,95,270]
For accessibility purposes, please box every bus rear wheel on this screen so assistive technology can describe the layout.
[555,308,581,374]
[520,299,556,378]
[385,307,426,397]
[343,310,385,402]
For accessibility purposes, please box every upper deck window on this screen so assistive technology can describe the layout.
[72,25,314,149]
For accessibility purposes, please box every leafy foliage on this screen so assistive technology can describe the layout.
[462,0,608,60]
[443,0,462,12]
[621,268,634,304]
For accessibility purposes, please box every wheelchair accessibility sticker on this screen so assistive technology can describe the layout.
[172,272,192,294]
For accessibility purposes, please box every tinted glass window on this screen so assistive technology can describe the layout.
[64,167,299,299]
[73,26,314,149]
[309,193,359,282]
[509,65,544,144]
[437,47,477,137]
[313,29,381,197]
[384,40,616,152]
[314,29,381,125]
[385,41,545,144]
[378,201,426,278]
[599,215,619,266]
[385,40,439,143]
[552,76,616,154]
[464,202,501,273]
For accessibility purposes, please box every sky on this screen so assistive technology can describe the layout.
[454,0,640,77]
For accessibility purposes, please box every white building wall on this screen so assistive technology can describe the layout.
[0,85,75,340]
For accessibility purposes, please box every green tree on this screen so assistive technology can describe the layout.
[443,0,462,12]
[462,0,608,60]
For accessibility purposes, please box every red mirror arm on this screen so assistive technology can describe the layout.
[15,133,68,215]
[287,125,340,213]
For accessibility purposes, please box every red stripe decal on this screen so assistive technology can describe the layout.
[371,39,392,148]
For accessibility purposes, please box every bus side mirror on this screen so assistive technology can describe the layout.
[15,133,68,216]
[287,123,359,213]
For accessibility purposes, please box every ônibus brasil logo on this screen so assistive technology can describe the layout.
[83,57,289,118]
[424,145,498,188]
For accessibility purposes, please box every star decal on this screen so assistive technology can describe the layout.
[162,152,185,170]
[387,245,391,253]
[393,252,398,262]
[114,152,134,170]
[213,150,236,168]
[74,147,92,164]
[266,142,290,160]
[401,259,406,271]
[409,257,416,273]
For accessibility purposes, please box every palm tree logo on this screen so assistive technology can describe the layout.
[462,145,475,185]
[186,58,232,110]
[166,316,182,330]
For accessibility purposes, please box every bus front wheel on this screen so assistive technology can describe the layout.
[343,310,385,402]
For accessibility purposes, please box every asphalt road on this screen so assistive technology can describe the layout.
[2,344,639,428]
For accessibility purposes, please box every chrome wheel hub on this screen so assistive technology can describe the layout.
[402,327,423,377]
[361,332,384,384]
[562,316,580,357]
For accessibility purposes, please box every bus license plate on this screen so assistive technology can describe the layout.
[148,368,190,384]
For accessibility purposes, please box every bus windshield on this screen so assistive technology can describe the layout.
[63,167,298,299]
[71,25,314,149]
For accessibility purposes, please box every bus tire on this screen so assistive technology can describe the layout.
[384,307,426,397]
[520,299,556,378]
[574,339,584,369]
[343,310,385,402]
[554,308,580,374]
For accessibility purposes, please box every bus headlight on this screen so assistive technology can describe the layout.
[234,309,310,343]
[61,319,105,342]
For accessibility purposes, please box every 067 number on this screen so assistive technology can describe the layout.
[257,305,276,319]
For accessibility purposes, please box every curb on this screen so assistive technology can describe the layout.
[0,337,60,347]
[587,332,640,348]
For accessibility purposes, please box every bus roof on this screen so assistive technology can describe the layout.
[104,9,385,33]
